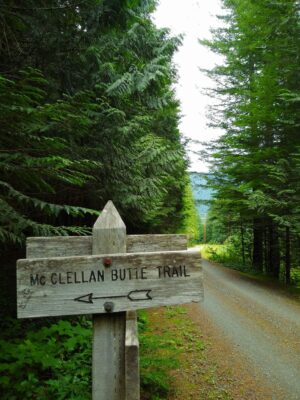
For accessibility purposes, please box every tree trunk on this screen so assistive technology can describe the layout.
[241,222,245,265]
[269,224,280,279]
[253,218,263,271]
[263,228,268,274]
[203,218,207,244]
[285,226,291,285]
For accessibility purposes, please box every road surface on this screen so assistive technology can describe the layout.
[193,259,300,400]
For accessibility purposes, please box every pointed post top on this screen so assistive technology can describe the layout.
[91,200,127,398]
[92,201,126,255]
[93,201,126,230]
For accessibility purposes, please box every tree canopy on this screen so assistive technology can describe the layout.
[202,0,300,282]
[0,0,191,245]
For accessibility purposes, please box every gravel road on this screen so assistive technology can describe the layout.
[195,259,300,400]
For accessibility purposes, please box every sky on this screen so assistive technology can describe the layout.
[152,0,224,172]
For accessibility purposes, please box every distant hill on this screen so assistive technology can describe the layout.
[189,172,213,219]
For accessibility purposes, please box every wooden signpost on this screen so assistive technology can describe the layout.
[16,201,203,400]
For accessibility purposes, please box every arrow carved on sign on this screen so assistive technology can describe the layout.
[74,289,152,304]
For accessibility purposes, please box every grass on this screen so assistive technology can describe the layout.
[139,306,232,400]
[139,309,183,400]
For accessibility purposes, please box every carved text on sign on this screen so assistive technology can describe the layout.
[28,264,190,287]
[17,250,203,318]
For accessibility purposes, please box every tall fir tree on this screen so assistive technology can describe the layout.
[202,0,300,281]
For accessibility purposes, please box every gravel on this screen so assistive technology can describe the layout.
[196,259,300,400]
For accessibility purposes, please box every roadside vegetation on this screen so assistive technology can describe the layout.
[0,0,199,312]
[0,306,232,400]
[1,0,300,398]
[139,306,233,400]
[0,1,200,398]
[0,318,92,399]
[198,0,300,287]
[201,242,300,297]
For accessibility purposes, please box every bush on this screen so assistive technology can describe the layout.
[0,318,92,400]
[201,236,251,272]
[0,311,185,400]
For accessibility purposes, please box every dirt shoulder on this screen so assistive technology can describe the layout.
[141,259,300,400]
[144,304,275,400]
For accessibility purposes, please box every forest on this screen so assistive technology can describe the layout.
[1,0,300,398]
[0,1,198,398]
[0,0,199,309]
[200,0,300,285]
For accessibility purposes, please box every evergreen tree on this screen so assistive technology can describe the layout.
[202,0,300,281]
[0,0,189,245]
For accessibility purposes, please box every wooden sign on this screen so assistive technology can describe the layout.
[26,234,188,258]
[17,250,202,318]
[16,200,204,400]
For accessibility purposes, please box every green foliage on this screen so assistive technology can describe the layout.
[0,70,101,245]
[0,0,188,245]
[139,311,181,400]
[0,318,92,400]
[177,177,201,244]
[0,3,191,396]
[201,0,300,281]
[205,213,227,244]
[201,237,251,271]
[201,244,231,264]
[0,311,182,400]
[0,3,202,399]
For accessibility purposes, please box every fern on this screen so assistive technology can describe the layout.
[0,70,100,245]
[0,1,188,244]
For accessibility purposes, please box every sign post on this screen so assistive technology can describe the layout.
[92,201,127,400]
[16,201,204,400]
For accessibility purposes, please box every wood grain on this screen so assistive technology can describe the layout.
[91,200,126,400]
[17,250,203,318]
[16,201,201,400]
[125,311,140,400]
[26,234,187,258]
[126,234,187,253]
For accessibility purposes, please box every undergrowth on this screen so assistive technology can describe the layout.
[0,317,92,399]
[201,243,251,272]
[0,305,235,400]
[139,309,182,400]
[201,243,300,297]
[0,310,184,400]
